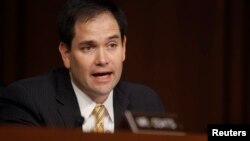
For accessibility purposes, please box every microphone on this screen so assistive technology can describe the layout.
[75,116,85,127]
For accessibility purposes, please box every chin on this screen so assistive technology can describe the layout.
[94,83,116,94]
[97,90,112,95]
[94,87,113,96]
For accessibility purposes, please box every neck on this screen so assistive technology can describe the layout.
[91,94,109,104]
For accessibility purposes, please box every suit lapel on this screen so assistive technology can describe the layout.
[113,83,130,129]
[54,68,82,128]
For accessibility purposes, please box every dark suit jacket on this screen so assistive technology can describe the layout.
[0,67,165,130]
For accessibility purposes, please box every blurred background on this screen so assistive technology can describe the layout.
[0,0,249,133]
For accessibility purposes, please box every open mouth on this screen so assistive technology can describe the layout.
[92,72,112,78]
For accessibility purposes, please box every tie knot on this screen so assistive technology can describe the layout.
[92,105,105,115]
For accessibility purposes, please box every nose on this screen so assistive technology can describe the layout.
[95,48,109,66]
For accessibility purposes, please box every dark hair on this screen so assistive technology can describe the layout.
[57,0,127,48]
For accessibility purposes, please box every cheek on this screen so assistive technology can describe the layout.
[70,53,94,71]
[70,59,89,81]
[71,58,84,69]
[112,54,124,69]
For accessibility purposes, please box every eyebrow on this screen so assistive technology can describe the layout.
[108,35,120,40]
[79,41,95,46]
[78,34,121,46]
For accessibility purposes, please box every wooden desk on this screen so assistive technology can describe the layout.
[0,126,207,141]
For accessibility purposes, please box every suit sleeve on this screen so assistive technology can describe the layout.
[0,83,41,126]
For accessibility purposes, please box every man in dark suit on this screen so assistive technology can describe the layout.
[0,0,165,132]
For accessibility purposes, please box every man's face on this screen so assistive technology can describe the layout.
[59,12,126,102]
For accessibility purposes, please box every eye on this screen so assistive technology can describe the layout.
[108,43,118,49]
[80,45,95,52]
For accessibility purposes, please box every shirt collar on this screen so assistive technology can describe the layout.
[71,80,114,122]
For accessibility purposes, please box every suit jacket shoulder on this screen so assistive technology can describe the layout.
[0,67,81,127]
[113,81,166,129]
[114,81,165,114]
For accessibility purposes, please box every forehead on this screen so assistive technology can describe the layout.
[74,12,120,37]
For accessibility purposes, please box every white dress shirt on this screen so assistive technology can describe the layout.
[71,81,114,133]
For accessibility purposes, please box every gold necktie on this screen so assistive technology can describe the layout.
[92,105,105,133]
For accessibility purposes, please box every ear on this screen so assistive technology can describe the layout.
[122,36,127,62]
[59,42,71,69]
